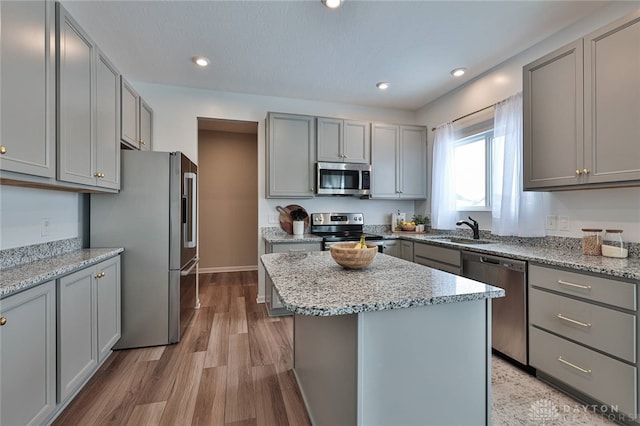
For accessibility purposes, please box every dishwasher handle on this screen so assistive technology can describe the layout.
[462,251,526,273]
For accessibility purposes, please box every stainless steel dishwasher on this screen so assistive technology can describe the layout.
[461,251,528,365]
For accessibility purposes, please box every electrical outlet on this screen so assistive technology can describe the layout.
[268,213,279,224]
[41,218,50,237]
[545,215,557,230]
[558,215,569,231]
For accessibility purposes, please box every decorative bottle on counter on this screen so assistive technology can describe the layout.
[602,229,628,258]
[581,228,602,255]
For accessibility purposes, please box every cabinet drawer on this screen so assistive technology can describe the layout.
[529,264,636,311]
[414,243,460,267]
[530,287,636,363]
[270,242,322,253]
[529,327,636,416]
[414,257,461,275]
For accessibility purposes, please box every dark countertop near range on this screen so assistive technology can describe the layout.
[262,227,640,282]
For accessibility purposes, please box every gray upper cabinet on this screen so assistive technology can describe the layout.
[57,3,95,187]
[121,78,153,151]
[583,11,640,184]
[120,78,140,149]
[139,98,153,151]
[0,0,55,178]
[0,281,57,426]
[266,112,316,198]
[95,49,121,190]
[371,123,427,199]
[523,40,583,189]
[317,118,370,163]
[57,4,120,190]
[524,10,640,190]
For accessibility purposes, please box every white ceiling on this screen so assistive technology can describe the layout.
[62,0,611,111]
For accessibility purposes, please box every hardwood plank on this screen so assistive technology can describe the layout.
[247,311,275,366]
[187,306,214,353]
[229,296,248,334]
[224,419,257,426]
[225,334,256,423]
[192,366,227,426]
[204,312,230,368]
[126,401,166,426]
[140,346,166,361]
[252,364,289,426]
[158,351,205,426]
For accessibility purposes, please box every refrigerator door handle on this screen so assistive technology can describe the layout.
[184,172,197,248]
[181,257,200,276]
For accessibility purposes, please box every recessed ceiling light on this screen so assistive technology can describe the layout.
[192,56,210,67]
[322,0,343,9]
[376,81,389,90]
[451,68,467,77]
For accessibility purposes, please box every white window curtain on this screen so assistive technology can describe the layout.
[431,122,457,230]
[491,92,545,237]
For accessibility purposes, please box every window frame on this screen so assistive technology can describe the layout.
[453,129,493,212]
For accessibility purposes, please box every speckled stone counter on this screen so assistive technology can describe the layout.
[261,227,322,243]
[393,234,640,281]
[261,251,504,316]
[1,248,124,298]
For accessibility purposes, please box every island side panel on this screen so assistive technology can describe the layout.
[358,299,490,426]
[293,313,358,426]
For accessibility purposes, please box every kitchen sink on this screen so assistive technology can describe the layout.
[437,237,494,245]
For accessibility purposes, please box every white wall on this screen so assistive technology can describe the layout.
[416,2,640,242]
[0,186,81,250]
[132,83,418,300]
[133,82,418,227]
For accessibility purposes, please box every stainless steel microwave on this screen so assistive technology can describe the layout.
[316,162,371,195]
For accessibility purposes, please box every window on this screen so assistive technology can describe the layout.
[454,130,493,210]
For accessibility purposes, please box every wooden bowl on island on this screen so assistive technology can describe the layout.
[329,242,378,269]
[401,224,416,231]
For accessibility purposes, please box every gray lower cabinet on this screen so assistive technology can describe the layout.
[382,239,400,258]
[371,123,427,199]
[524,10,640,190]
[57,4,121,191]
[0,281,57,426]
[413,242,461,275]
[528,263,638,416]
[266,113,316,198]
[400,240,414,262]
[58,256,121,403]
[0,0,55,178]
[265,241,322,315]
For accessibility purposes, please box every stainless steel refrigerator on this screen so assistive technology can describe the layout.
[91,150,198,349]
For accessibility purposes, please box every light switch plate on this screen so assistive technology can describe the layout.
[268,213,279,224]
[41,218,50,237]
[545,215,557,230]
[558,216,569,231]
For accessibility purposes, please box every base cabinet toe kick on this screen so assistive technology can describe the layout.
[528,263,638,422]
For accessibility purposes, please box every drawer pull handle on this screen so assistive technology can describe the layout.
[557,280,592,290]
[558,356,592,374]
[557,313,591,328]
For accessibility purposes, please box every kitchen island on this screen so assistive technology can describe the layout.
[261,251,505,426]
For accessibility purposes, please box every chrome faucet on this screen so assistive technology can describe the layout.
[456,216,480,239]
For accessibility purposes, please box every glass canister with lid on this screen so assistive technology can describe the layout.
[581,228,602,255]
[602,229,628,258]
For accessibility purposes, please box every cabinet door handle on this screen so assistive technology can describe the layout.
[140,139,146,146]
[0,317,6,326]
[582,168,590,175]
[0,145,6,155]
[95,272,105,279]
[557,356,592,374]
[557,279,592,290]
[557,313,591,328]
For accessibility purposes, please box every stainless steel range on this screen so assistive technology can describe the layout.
[310,213,384,252]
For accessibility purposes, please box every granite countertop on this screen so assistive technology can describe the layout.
[394,234,640,281]
[261,251,505,316]
[1,248,124,298]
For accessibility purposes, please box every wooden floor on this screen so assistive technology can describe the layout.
[53,271,311,426]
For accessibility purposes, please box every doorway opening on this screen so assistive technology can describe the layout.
[197,117,259,273]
